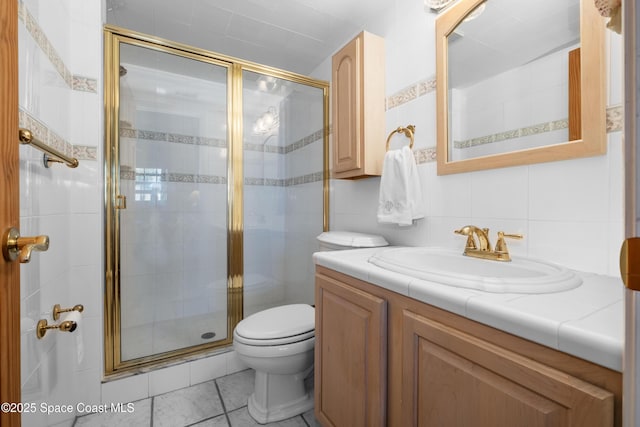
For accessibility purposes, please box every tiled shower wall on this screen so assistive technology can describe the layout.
[312,0,624,277]
[18,1,103,426]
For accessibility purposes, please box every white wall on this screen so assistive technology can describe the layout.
[18,1,103,426]
[312,0,624,277]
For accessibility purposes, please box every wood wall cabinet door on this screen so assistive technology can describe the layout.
[332,31,385,179]
[401,309,614,427]
[315,273,387,426]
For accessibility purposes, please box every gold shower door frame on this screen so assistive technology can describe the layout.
[104,26,329,376]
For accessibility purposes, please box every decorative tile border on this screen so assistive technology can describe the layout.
[244,171,324,186]
[285,129,325,153]
[384,73,622,158]
[414,147,438,165]
[119,123,327,189]
[73,75,98,93]
[452,106,622,150]
[121,126,325,154]
[119,168,227,184]
[19,109,72,157]
[73,146,98,160]
[120,127,227,148]
[19,109,97,161]
[18,1,98,93]
[453,119,568,149]
[607,105,623,132]
[120,169,322,187]
[386,77,436,110]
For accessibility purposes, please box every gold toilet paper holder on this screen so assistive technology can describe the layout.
[36,304,84,339]
[53,303,84,320]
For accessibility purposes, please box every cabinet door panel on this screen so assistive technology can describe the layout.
[402,310,614,427]
[315,274,387,427]
[333,37,361,174]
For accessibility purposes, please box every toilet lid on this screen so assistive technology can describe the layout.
[235,304,315,341]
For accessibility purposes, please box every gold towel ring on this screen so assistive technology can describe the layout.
[386,125,415,151]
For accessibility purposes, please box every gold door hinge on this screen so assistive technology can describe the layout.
[620,238,640,291]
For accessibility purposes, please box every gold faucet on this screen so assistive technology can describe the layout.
[454,225,523,262]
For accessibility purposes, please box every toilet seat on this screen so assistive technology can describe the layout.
[234,330,315,347]
[234,304,315,347]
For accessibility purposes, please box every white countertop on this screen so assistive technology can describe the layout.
[313,247,624,372]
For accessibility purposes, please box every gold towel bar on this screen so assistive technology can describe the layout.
[386,125,415,151]
[19,128,79,168]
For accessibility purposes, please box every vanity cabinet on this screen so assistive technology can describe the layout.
[331,31,386,179]
[315,266,622,427]
[314,273,387,426]
[402,310,613,427]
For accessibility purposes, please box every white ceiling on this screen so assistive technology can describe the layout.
[106,0,392,75]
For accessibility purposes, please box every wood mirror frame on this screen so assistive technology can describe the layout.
[436,0,606,175]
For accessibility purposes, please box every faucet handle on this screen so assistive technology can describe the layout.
[494,232,523,256]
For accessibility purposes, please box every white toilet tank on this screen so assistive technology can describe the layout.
[317,231,388,251]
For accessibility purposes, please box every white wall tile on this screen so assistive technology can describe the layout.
[529,154,610,222]
[470,166,528,220]
[608,31,623,106]
[69,213,101,267]
[102,374,149,405]
[148,362,191,396]
[74,368,102,407]
[528,220,609,273]
[190,353,228,385]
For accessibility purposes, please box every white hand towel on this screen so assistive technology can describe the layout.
[377,146,424,226]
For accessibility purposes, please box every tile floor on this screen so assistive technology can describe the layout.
[73,369,320,427]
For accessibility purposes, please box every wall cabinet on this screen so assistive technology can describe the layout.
[331,31,386,179]
[315,266,622,427]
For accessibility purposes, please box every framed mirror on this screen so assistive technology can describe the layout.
[436,0,606,175]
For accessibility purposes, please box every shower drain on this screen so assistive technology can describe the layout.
[201,332,216,340]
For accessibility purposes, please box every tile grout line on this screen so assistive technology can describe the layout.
[150,396,155,427]
[214,379,233,426]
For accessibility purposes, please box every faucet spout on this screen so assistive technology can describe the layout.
[454,225,491,251]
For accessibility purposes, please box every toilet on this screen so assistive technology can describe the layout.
[233,231,388,424]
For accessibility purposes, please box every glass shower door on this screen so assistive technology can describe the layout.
[116,42,230,363]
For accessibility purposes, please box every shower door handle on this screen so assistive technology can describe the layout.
[116,194,127,209]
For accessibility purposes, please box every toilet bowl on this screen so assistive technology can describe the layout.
[232,231,388,424]
[233,304,315,424]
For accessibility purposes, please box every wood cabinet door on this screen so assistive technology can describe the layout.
[401,309,614,427]
[332,35,361,175]
[315,273,387,427]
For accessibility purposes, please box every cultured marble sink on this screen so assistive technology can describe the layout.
[368,247,582,293]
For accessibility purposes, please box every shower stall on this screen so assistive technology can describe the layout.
[104,27,328,374]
